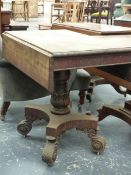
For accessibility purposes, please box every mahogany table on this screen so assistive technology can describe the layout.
[2,30,131,165]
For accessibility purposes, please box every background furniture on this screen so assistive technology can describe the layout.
[114,14,131,26]
[0,1,11,34]
[11,0,39,19]
[90,0,113,24]
[113,3,124,18]
[122,0,131,14]
[11,0,29,21]
[50,1,85,23]
[62,1,84,23]
[50,2,64,23]
[29,0,38,17]
[114,0,131,27]
[38,0,44,15]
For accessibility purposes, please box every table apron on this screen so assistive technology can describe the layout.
[53,52,131,71]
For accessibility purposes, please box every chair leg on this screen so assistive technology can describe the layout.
[0,101,11,121]
[79,90,86,105]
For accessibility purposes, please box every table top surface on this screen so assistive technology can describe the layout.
[4,30,131,57]
[3,30,131,91]
[52,22,131,34]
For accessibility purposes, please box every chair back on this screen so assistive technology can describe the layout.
[89,0,113,24]
[63,1,84,22]
[99,0,114,23]
[99,0,110,16]
[87,0,99,14]
[11,0,29,21]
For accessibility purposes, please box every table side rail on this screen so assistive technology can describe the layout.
[2,34,54,92]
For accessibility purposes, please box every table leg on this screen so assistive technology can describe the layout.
[0,101,10,121]
[98,100,131,125]
[17,70,106,166]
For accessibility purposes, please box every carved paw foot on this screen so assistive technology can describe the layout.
[42,139,58,166]
[91,135,106,154]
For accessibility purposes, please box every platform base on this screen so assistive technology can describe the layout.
[17,104,106,166]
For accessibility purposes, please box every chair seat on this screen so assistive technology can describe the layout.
[91,10,108,17]
[71,69,91,91]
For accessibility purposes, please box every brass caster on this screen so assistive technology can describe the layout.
[17,119,32,136]
[42,140,58,166]
[91,135,106,154]
[0,115,5,121]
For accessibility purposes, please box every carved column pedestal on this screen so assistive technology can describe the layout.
[17,70,106,166]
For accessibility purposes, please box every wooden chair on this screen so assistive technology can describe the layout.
[51,1,85,23]
[62,2,84,22]
[90,0,113,24]
[11,0,29,21]
[50,2,64,23]
[85,0,99,21]
[80,0,90,22]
